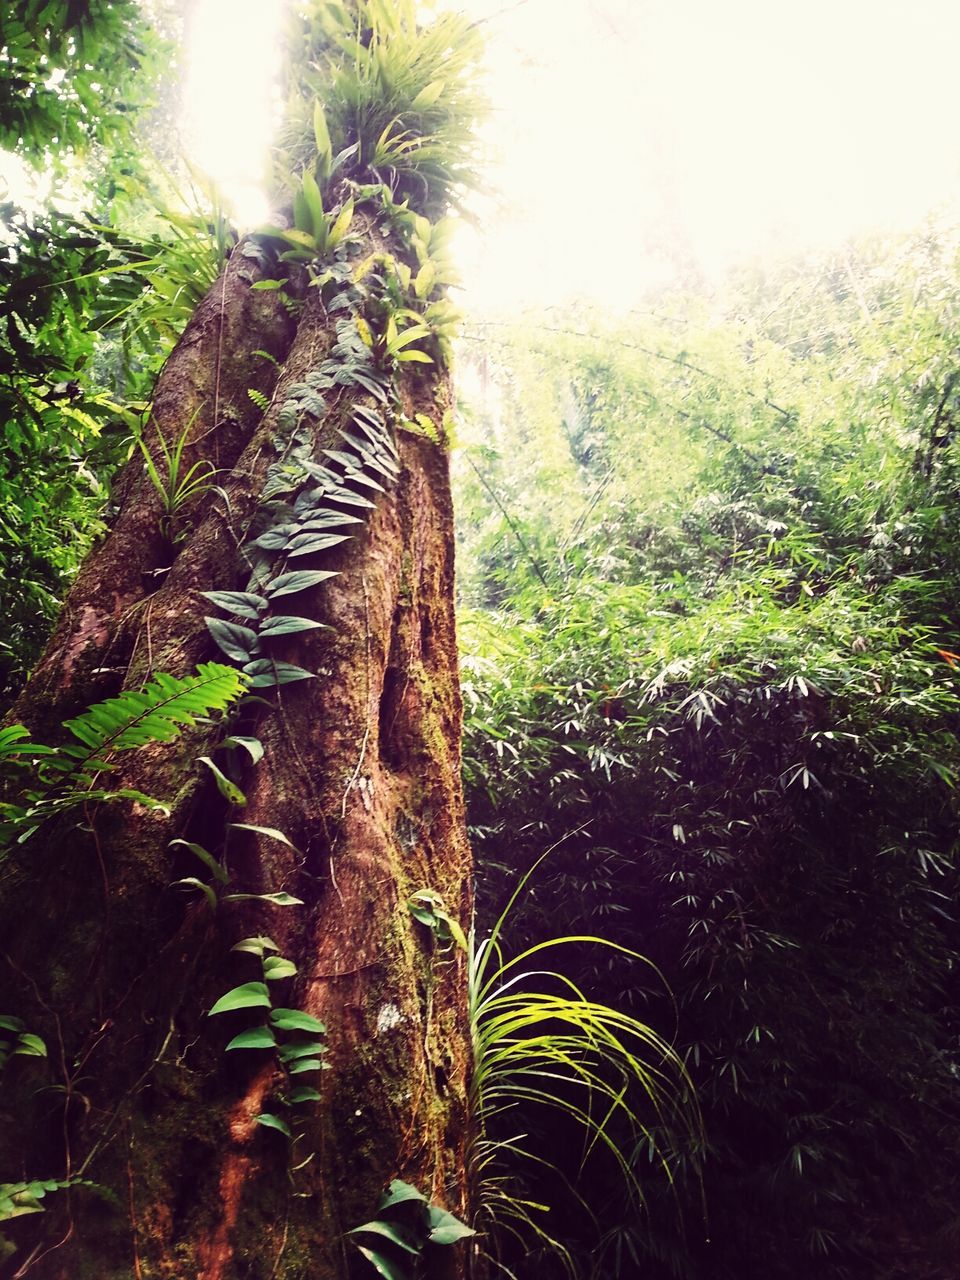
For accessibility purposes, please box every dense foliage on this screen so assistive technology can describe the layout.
[458,226,960,1278]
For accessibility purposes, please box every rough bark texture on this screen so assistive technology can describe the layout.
[0,227,474,1278]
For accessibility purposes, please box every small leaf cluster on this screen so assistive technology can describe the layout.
[349,1178,475,1279]
[280,0,485,218]
[209,935,328,1142]
[0,1015,46,1069]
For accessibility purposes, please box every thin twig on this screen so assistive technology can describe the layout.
[465,454,550,588]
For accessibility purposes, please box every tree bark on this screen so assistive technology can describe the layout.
[0,216,474,1278]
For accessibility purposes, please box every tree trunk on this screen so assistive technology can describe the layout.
[0,204,474,1277]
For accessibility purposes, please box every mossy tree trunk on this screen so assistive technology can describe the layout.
[0,205,474,1279]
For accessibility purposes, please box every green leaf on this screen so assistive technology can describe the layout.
[426,1207,476,1245]
[411,79,444,110]
[266,569,340,598]
[169,838,229,883]
[200,591,268,620]
[313,99,332,166]
[60,665,246,765]
[355,1246,408,1280]
[231,936,279,957]
[0,1017,24,1033]
[228,823,299,850]
[252,523,299,551]
[349,1221,420,1255]
[285,531,352,558]
[242,660,317,687]
[208,982,272,1016]
[377,1179,428,1211]
[395,349,433,364]
[259,615,332,638]
[225,1026,277,1051]
[255,1112,292,1138]
[206,617,260,662]
[251,278,288,291]
[288,1086,322,1104]
[263,956,298,980]
[288,1057,327,1074]
[198,757,246,806]
[270,1008,326,1033]
[224,891,304,908]
[301,169,326,243]
[220,735,265,765]
[13,1033,46,1058]
[171,876,218,910]
[278,1040,327,1061]
[328,199,354,249]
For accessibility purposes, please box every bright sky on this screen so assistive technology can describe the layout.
[180,0,960,310]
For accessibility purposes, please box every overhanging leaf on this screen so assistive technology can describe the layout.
[377,1180,428,1211]
[224,891,304,907]
[198,757,246,806]
[228,823,299,850]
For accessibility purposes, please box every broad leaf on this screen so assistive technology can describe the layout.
[355,1246,407,1280]
[208,982,272,1016]
[288,1086,322,1104]
[200,591,268,620]
[242,660,317,687]
[266,569,340,598]
[224,891,304,907]
[259,615,332,638]
[220,735,265,765]
[377,1179,428,1211]
[231,936,279,957]
[225,1026,277,1051]
[205,617,260,662]
[255,1112,292,1138]
[198,757,246,806]
[427,1207,476,1245]
[348,1221,420,1255]
[270,1008,326,1033]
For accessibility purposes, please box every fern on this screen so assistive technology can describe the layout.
[55,664,246,777]
[0,664,246,851]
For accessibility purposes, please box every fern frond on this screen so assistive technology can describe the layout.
[56,663,246,778]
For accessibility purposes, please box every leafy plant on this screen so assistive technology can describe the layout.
[137,408,220,547]
[209,935,328,1141]
[349,1178,475,1279]
[468,850,698,1277]
[0,663,246,851]
[0,1015,46,1069]
[280,0,485,216]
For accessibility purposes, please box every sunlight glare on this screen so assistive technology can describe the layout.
[181,0,286,228]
